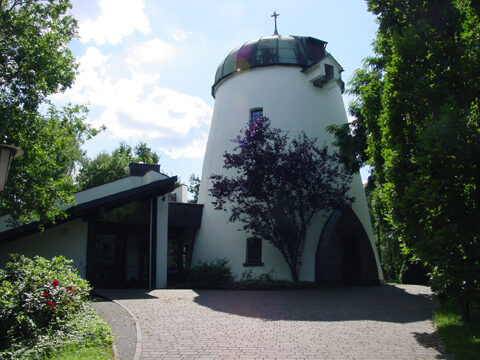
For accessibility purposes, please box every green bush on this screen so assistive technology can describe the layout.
[0,254,91,354]
[234,270,317,290]
[3,305,113,360]
[179,258,235,289]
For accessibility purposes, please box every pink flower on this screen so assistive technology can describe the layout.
[47,301,55,309]
[51,279,59,288]
[67,286,73,291]
[41,292,49,297]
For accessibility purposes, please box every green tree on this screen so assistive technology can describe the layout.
[76,141,160,191]
[365,182,403,281]
[330,0,480,320]
[188,174,200,203]
[0,0,99,224]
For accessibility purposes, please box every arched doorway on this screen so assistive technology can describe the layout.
[315,208,379,286]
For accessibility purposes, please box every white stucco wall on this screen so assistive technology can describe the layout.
[194,64,382,281]
[0,219,88,278]
[171,184,188,203]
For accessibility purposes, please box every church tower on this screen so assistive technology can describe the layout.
[192,30,383,284]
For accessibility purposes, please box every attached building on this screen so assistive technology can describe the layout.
[0,164,202,288]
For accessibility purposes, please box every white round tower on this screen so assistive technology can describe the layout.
[193,35,383,284]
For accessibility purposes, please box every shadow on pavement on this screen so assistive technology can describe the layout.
[412,331,449,359]
[193,284,434,324]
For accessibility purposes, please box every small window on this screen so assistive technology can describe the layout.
[325,64,334,80]
[244,237,263,266]
[250,108,263,124]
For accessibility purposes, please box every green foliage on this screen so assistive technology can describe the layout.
[133,142,160,164]
[188,173,200,203]
[47,343,112,360]
[2,306,113,360]
[179,259,235,289]
[0,0,78,107]
[331,0,480,318]
[433,298,480,360]
[365,183,403,281]
[76,141,160,191]
[234,270,316,290]
[0,0,101,224]
[0,254,91,354]
[1,105,99,224]
[325,119,367,175]
[44,306,113,360]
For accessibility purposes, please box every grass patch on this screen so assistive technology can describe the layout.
[433,298,480,360]
[47,342,112,360]
[47,343,112,360]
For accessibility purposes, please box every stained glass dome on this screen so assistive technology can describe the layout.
[212,35,328,97]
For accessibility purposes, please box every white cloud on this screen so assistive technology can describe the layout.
[160,132,209,159]
[171,29,192,42]
[94,86,212,139]
[54,44,212,158]
[126,38,176,69]
[63,46,110,103]
[79,0,150,45]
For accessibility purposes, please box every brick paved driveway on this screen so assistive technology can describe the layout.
[98,284,446,359]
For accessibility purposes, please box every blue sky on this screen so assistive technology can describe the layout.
[53,0,378,184]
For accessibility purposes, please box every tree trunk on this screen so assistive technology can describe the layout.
[288,262,299,282]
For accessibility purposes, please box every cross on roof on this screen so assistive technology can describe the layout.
[271,11,280,35]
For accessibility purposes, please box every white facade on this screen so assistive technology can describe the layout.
[193,41,382,282]
[0,219,88,277]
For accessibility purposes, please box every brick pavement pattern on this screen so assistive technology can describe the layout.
[98,284,445,360]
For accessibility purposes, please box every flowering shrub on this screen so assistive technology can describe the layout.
[0,254,91,351]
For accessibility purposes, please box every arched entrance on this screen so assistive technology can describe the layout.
[315,208,379,286]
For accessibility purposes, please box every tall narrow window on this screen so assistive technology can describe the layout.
[250,108,263,124]
[325,64,334,80]
[244,237,263,266]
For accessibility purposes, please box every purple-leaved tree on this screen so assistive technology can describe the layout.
[209,117,354,281]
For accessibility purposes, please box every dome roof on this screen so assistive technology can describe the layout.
[212,35,328,97]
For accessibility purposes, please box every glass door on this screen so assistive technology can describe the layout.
[89,199,151,288]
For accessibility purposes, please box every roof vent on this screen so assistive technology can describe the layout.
[129,163,160,176]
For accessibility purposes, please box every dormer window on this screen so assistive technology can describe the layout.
[325,64,334,80]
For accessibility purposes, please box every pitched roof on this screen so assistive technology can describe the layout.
[0,175,177,243]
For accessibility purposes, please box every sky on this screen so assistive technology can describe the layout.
[53,0,379,186]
